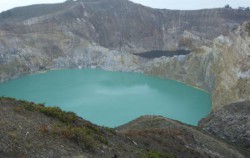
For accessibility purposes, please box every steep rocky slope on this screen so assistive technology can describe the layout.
[0,97,249,158]
[0,0,250,109]
[199,101,250,150]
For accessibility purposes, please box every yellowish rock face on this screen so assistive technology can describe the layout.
[144,23,250,109]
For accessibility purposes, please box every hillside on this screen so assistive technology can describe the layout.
[0,97,249,158]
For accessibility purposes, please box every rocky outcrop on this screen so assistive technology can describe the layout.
[199,101,250,150]
[0,0,250,109]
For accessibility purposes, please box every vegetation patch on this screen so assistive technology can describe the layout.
[103,126,117,135]
[140,150,176,158]
[50,125,102,150]
[39,106,78,124]
[14,99,109,151]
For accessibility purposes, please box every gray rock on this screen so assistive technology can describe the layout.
[199,101,250,149]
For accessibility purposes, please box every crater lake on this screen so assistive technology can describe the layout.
[0,69,211,127]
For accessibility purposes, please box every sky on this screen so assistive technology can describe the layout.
[0,0,250,12]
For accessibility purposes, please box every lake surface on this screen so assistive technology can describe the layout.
[0,69,211,127]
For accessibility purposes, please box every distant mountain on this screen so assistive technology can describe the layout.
[0,0,249,51]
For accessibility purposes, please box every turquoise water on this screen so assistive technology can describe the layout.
[0,69,211,127]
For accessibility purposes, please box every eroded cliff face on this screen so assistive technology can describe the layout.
[0,0,250,109]
[144,22,250,109]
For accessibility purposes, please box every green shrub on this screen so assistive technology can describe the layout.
[21,102,37,111]
[139,150,176,158]
[51,125,99,150]
[18,101,77,124]
[96,135,108,145]
[29,105,78,124]
[103,126,116,135]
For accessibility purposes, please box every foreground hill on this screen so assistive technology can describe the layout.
[0,97,249,158]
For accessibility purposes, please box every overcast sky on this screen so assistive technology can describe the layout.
[0,0,250,12]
